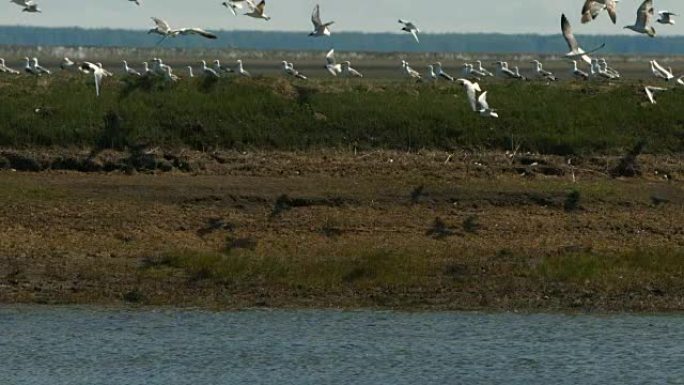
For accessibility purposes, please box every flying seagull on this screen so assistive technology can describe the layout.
[644,86,667,104]
[244,0,271,20]
[456,78,482,112]
[657,11,677,25]
[309,4,333,36]
[477,91,499,118]
[222,0,247,16]
[148,17,218,45]
[624,0,656,37]
[128,0,141,5]
[398,20,420,43]
[324,49,342,76]
[80,62,106,97]
[561,14,605,64]
[581,0,618,24]
[22,3,40,12]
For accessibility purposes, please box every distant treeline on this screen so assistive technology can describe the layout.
[0,26,683,54]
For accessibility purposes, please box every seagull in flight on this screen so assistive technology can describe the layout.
[644,85,667,104]
[128,0,141,5]
[22,2,41,12]
[309,4,333,36]
[657,11,677,25]
[244,0,271,20]
[222,1,247,16]
[324,49,342,76]
[561,14,605,64]
[456,78,482,112]
[476,92,499,118]
[581,0,618,24]
[79,62,106,97]
[398,20,420,43]
[625,0,656,37]
[148,17,218,45]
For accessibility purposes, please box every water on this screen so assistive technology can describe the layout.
[1,307,683,385]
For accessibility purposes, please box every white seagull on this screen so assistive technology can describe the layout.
[475,60,494,77]
[495,61,518,79]
[456,78,482,112]
[402,60,422,81]
[531,60,558,81]
[0,58,20,74]
[31,57,50,75]
[433,62,454,81]
[309,4,333,37]
[581,0,618,24]
[236,60,251,77]
[222,0,247,16]
[60,57,75,70]
[562,14,605,64]
[80,62,106,97]
[213,59,233,75]
[324,49,342,76]
[398,20,420,43]
[282,61,307,80]
[201,60,220,78]
[244,0,271,20]
[477,92,499,118]
[657,11,677,25]
[624,0,656,37]
[148,17,218,44]
[187,66,194,78]
[644,85,667,104]
[570,60,590,80]
[426,65,437,81]
[123,60,141,76]
[341,61,363,78]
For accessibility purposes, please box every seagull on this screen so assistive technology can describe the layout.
[309,4,333,37]
[10,0,32,6]
[187,66,194,78]
[22,3,40,12]
[426,65,437,81]
[324,49,342,76]
[657,11,677,25]
[591,59,616,80]
[236,60,251,77]
[221,0,247,16]
[531,60,558,81]
[341,61,363,78]
[148,17,218,45]
[562,14,605,64]
[570,60,589,79]
[142,62,153,76]
[581,0,618,24]
[128,0,141,5]
[79,62,106,96]
[625,0,656,37]
[513,66,527,81]
[97,63,113,77]
[212,59,233,75]
[24,57,38,75]
[282,61,307,80]
[650,60,684,85]
[475,60,494,77]
[477,92,499,118]
[398,19,420,43]
[201,60,220,78]
[495,61,518,79]
[244,0,271,20]
[31,57,50,75]
[60,57,75,70]
[456,78,482,112]
[123,60,141,76]
[402,60,422,80]
[0,58,20,74]
[599,58,621,78]
[163,66,179,82]
[644,85,667,104]
[433,62,454,81]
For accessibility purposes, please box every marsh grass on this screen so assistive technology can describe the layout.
[1,75,683,154]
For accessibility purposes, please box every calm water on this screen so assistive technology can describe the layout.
[1,307,683,385]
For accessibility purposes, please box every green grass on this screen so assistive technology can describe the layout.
[1,75,684,154]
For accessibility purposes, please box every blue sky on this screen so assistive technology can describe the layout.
[2,0,682,35]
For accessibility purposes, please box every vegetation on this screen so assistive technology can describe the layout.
[1,75,683,155]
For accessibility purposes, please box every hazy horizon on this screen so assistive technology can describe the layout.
[2,0,682,36]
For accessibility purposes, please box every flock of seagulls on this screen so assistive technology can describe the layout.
[3,0,682,109]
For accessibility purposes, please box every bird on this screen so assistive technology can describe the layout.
[474,60,494,77]
[401,60,422,81]
[236,60,251,77]
[569,60,589,80]
[60,57,75,70]
[96,63,113,77]
[244,0,271,20]
[79,62,106,96]
[282,61,307,80]
[324,49,342,76]
[477,91,499,118]
[433,62,454,81]
[148,17,218,45]
[221,0,247,16]
[22,3,40,12]
[581,0,618,24]
[624,0,656,37]
[644,85,667,104]
[309,4,333,37]
[123,60,141,76]
[341,61,363,78]
[201,60,220,78]
[163,66,179,82]
[31,57,50,75]
[456,78,482,112]
[599,58,621,78]
[562,14,605,64]
[657,11,677,25]
[187,66,195,78]
[127,0,141,5]
[24,57,38,75]
[213,59,233,75]
[426,65,438,81]
[513,66,527,81]
[650,60,684,85]
[591,59,616,80]
[10,0,32,6]
[0,58,20,74]
[531,60,558,81]
[142,62,153,76]
[495,61,518,79]
[398,20,420,43]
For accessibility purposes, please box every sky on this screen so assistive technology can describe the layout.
[2,0,682,36]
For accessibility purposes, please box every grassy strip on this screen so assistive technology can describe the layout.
[1,75,683,154]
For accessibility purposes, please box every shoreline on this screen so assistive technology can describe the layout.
[1,149,683,312]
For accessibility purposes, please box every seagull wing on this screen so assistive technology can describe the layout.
[256,0,266,14]
[581,1,603,23]
[477,91,490,111]
[311,4,322,27]
[179,28,218,39]
[635,0,654,29]
[652,60,672,77]
[561,14,580,52]
[325,49,336,65]
[151,17,171,33]
[94,70,102,97]
[411,30,420,43]
[605,0,618,24]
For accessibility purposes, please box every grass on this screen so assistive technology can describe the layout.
[1,75,684,155]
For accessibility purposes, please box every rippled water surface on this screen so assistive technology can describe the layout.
[1,307,683,384]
